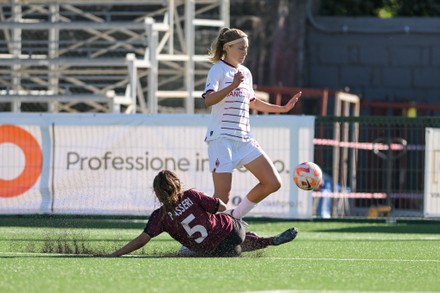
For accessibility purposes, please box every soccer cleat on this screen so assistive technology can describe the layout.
[222,209,248,227]
[223,208,235,217]
[238,218,249,227]
[178,245,196,256]
[272,227,298,246]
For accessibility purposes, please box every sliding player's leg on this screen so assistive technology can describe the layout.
[241,227,299,252]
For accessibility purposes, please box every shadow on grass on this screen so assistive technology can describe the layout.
[2,216,439,235]
[0,215,147,229]
[0,215,294,229]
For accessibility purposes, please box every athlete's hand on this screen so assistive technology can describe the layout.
[283,91,302,112]
[231,71,244,88]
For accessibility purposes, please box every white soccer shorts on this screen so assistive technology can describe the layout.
[207,137,265,173]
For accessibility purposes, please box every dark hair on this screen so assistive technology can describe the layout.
[153,170,182,211]
[208,27,247,63]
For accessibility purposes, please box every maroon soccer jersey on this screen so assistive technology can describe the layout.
[144,189,235,253]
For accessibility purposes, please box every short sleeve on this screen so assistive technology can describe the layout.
[143,209,164,238]
[244,67,255,101]
[202,64,222,98]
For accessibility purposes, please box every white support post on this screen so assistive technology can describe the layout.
[332,97,341,216]
[126,53,137,114]
[11,1,21,112]
[221,0,231,27]
[332,91,361,217]
[185,0,195,114]
[106,90,117,113]
[352,100,360,193]
[167,0,174,54]
[48,3,60,112]
[146,17,158,114]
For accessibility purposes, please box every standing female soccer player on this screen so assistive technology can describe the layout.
[202,28,302,218]
[109,170,298,257]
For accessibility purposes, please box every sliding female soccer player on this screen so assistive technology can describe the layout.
[109,170,297,257]
[202,28,302,218]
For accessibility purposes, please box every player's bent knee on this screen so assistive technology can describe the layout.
[269,178,282,193]
[271,181,282,192]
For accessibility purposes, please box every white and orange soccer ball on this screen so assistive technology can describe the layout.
[293,162,323,191]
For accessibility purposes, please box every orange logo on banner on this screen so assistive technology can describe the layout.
[0,125,42,198]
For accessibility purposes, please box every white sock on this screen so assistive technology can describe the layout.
[232,197,257,219]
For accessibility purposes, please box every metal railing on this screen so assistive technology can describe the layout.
[313,116,440,219]
[0,0,229,113]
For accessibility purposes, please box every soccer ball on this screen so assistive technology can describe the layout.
[293,162,323,191]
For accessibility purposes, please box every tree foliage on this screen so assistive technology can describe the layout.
[319,0,440,17]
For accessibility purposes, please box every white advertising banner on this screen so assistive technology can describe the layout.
[0,113,315,218]
[424,128,440,218]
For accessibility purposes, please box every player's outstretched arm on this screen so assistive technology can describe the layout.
[250,91,301,114]
[109,232,151,257]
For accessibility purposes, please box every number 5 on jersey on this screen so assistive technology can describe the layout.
[181,214,208,243]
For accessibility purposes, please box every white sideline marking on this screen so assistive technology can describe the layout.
[265,257,440,263]
[242,291,439,293]
[1,251,439,263]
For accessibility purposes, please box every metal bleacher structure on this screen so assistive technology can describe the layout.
[0,0,229,113]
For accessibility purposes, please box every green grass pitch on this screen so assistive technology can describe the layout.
[0,216,439,292]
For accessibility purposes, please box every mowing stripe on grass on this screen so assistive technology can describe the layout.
[240,290,438,293]
[1,252,439,263]
[268,257,440,263]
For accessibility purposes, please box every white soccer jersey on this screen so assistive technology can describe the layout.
[202,60,256,142]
